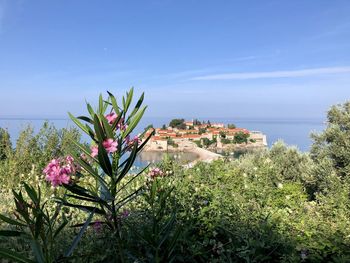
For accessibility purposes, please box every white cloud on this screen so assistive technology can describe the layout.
[191,66,350,80]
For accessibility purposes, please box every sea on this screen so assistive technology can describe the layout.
[0,117,325,167]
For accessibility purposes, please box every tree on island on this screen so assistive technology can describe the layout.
[169,118,186,129]
[233,131,249,144]
[193,119,202,126]
[201,138,211,147]
[198,128,206,134]
[227,123,236,129]
[144,124,154,132]
[219,131,226,138]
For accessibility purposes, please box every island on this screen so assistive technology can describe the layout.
[142,119,267,163]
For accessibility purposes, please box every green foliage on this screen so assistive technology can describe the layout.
[193,119,202,126]
[227,123,236,129]
[311,101,350,177]
[144,124,154,132]
[167,138,178,147]
[169,119,186,129]
[221,138,231,144]
[0,183,68,262]
[219,131,226,138]
[194,140,202,148]
[0,123,80,189]
[127,178,183,262]
[201,137,211,147]
[0,128,12,160]
[198,128,206,134]
[233,131,250,144]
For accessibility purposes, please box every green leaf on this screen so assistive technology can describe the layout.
[69,139,98,163]
[124,87,134,113]
[98,140,113,177]
[77,116,94,124]
[23,183,38,205]
[34,211,43,239]
[98,94,104,115]
[93,114,106,142]
[115,186,143,210]
[53,218,68,238]
[100,113,114,139]
[64,184,97,200]
[68,112,89,135]
[0,230,23,236]
[117,141,138,183]
[115,164,150,195]
[57,200,104,215]
[127,92,144,121]
[158,213,177,248]
[30,240,45,263]
[122,96,126,111]
[71,155,109,188]
[107,91,121,115]
[0,214,26,227]
[86,102,95,117]
[102,99,109,113]
[111,110,124,131]
[66,194,101,203]
[137,128,155,151]
[12,191,31,224]
[65,210,95,257]
[0,248,36,263]
[124,106,147,138]
[86,125,98,142]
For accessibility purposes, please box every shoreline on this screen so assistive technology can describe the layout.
[142,141,222,165]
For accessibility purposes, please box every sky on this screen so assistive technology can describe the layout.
[0,0,350,119]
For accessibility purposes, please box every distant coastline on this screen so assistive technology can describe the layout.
[0,117,324,152]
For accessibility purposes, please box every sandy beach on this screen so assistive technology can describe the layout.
[143,140,222,166]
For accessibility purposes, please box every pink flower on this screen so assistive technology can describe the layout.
[105,112,118,124]
[43,159,60,174]
[66,155,74,164]
[64,155,79,174]
[126,135,142,151]
[43,157,74,187]
[148,167,164,179]
[117,118,128,131]
[132,135,141,145]
[102,139,118,154]
[91,145,98,158]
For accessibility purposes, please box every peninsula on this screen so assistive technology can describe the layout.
[143,119,267,162]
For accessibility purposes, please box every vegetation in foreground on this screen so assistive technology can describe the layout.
[0,91,350,262]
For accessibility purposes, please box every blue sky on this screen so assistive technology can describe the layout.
[0,0,350,119]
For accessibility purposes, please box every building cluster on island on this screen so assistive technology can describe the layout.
[143,119,267,152]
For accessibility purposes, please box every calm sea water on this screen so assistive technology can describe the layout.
[0,117,325,155]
